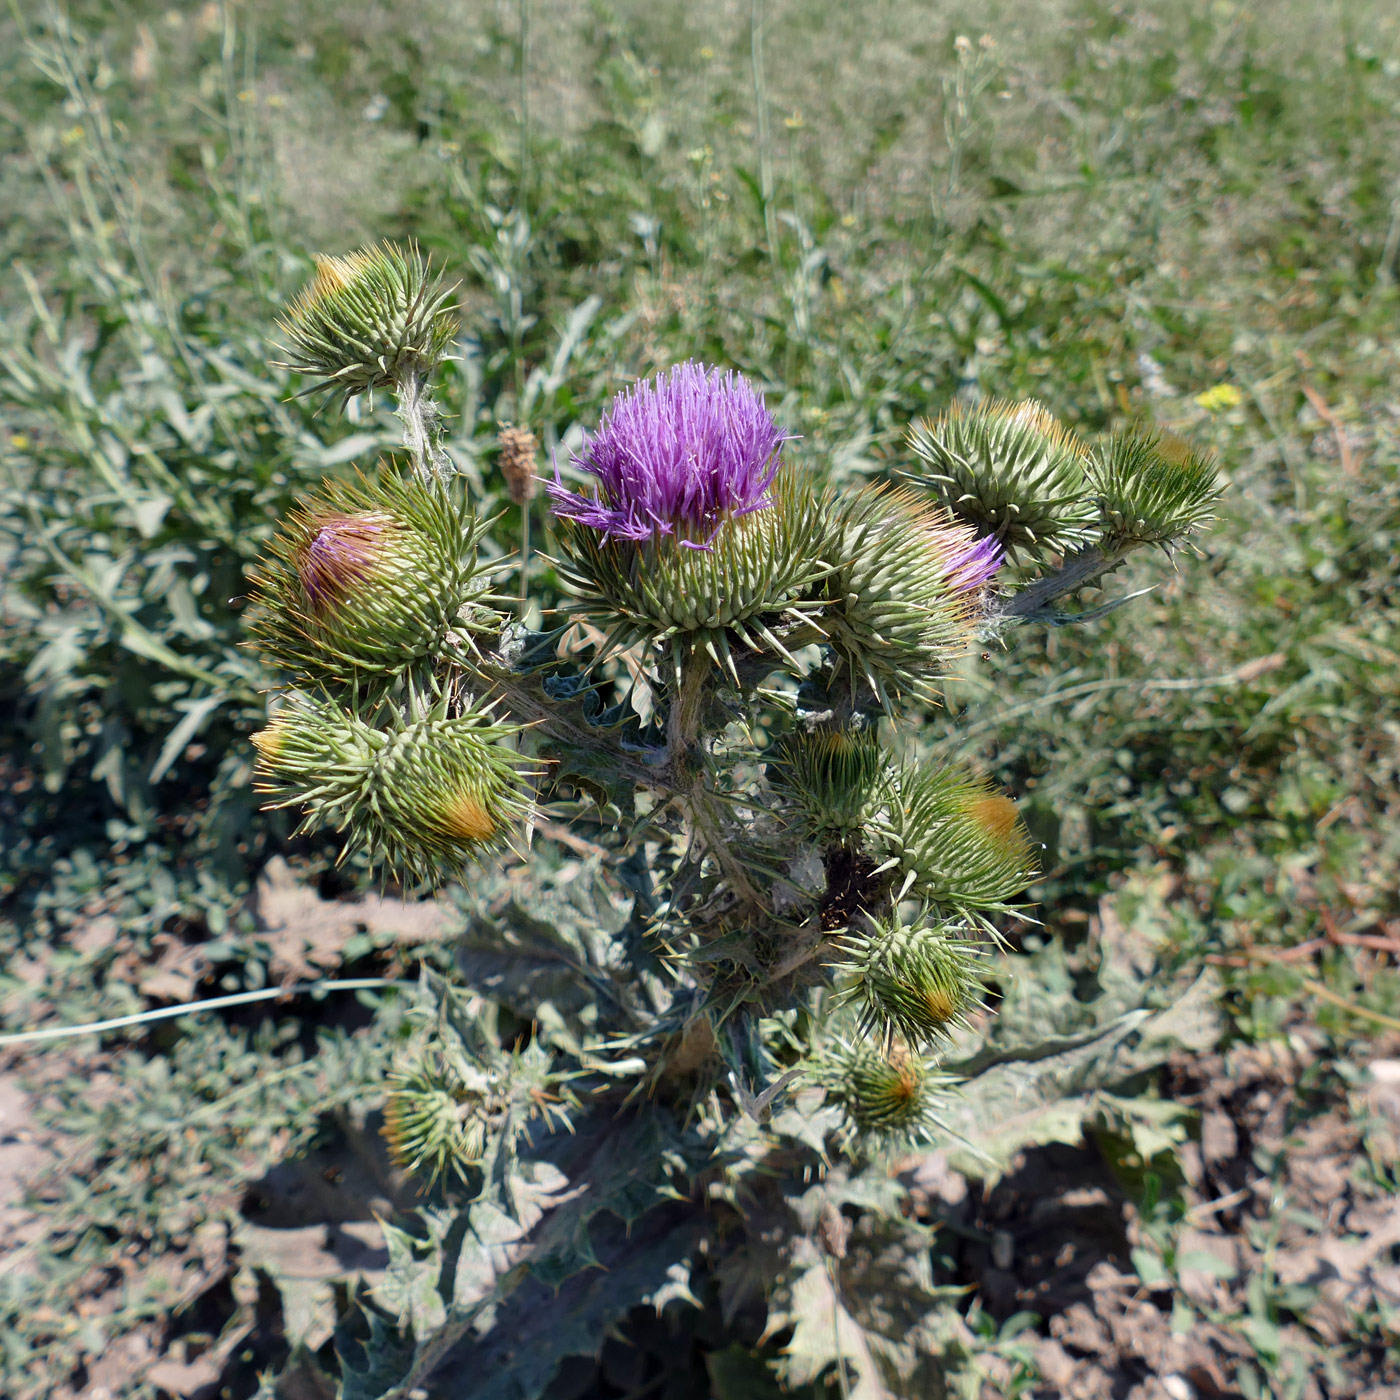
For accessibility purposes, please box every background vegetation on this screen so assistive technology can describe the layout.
[0,1,1396,1396]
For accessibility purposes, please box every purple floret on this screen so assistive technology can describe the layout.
[946,534,1003,591]
[298,514,388,611]
[548,362,790,548]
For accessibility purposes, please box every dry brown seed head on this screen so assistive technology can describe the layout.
[498,426,540,505]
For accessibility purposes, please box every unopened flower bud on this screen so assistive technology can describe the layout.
[252,690,533,882]
[1090,429,1220,549]
[275,241,458,406]
[768,727,891,844]
[250,469,499,687]
[382,1048,490,1187]
[891,761,1037,919]
[814,486,1002,707]
[814,1035,950,1145]
[833,910,987,1048]
[905,399,1098,558]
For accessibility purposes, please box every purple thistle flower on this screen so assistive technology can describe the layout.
[298,513,390,611]
[945,535,1003,591]
[548,362,790,549]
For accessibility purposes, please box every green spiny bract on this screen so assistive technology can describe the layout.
[251,688,533,882]
[382,1025,567,1188]
[905,399,1099,559]
[382,1048,490,1187]
[889,761,1037,923]
[832,910,987,1049]
[249,468,501,689]
[1090,429,1222,549]
[551,467,833,675]
[810,485,992,708]
[767,727,892,845]
[813,1034,952,1148]
[274,241,458,406]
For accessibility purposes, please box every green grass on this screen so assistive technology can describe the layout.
[1,0,1397,1395]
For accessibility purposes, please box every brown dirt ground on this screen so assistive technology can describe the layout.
[905,1037,1400,1400]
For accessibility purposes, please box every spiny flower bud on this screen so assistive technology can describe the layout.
[890,762,1037,921]
[1089,429,1221,549]
[550,364,831,669]
[249,469,498,688]
[813,486,1001,707]
[767,727,892,844]
[497,425,540,505]
[382,1048,489,1188]
[252,689,533,883]
[905,399,1099,558]
[833,910,987,1048]
[275,241,458,406]
[814,1035,951,1146]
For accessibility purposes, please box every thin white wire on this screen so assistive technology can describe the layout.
[0,978,416,1050]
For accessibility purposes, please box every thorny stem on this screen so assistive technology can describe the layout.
[666,646,711,757]
[667,647,768,909]
[396,367,452,485]
[687,773,767,910]
[979,545,1126,635]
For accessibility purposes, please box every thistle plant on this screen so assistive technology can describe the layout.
[242,243,1223,1397]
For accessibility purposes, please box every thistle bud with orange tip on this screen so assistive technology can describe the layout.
[251,687,533,883]
[1089,428,1221,549]
[382,1049,490,1187]
[832,908,988,1049]
[274,241,458,407]
[248,468,499,689]
[889,761,1038,922]
[905,398,1099,559]
[812,1031,954,1147]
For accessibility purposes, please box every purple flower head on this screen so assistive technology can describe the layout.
[945,534,1004,592]
[297,513,391,611]
[548,362,790,549]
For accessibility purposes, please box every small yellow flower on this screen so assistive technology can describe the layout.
[699,46,715,60]
[784,110,803,130]
[61,125,84,146]
[9,434,32,451]
[1194,383,1242,413]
